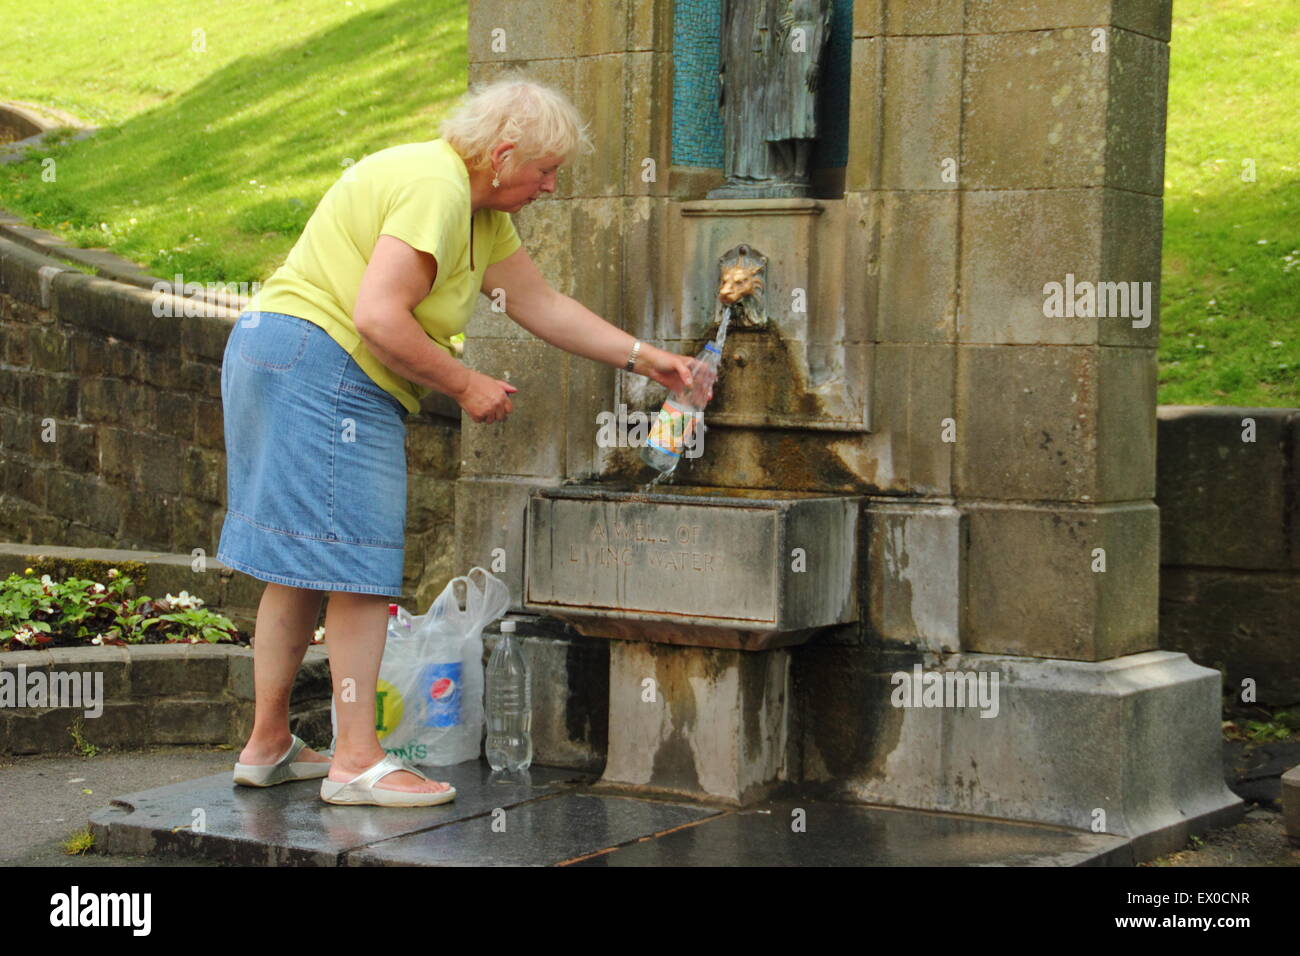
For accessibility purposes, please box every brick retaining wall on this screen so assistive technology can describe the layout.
[0,210,463,614]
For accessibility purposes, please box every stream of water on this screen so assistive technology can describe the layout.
[713,300,731,347]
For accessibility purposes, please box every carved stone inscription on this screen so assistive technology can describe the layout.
[568,518,721,573]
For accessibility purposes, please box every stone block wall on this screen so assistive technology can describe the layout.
[1156,406,1300,706]
[0,644,332,755]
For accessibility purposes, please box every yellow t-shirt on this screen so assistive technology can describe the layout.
[247,137,523,415]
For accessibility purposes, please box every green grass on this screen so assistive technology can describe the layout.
[0,0,1296,405]
[1158,0,1299,406]
[0,0,467,282]
[61,826,95,856]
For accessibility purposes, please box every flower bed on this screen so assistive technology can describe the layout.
[0,567,249,652]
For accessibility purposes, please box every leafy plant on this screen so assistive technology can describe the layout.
[0,568,246,652]
[70,718,98,758]
[147,605,241,644]
[61,827,95,856]
[1242,719,1294,743]
[1222,709,1299,744]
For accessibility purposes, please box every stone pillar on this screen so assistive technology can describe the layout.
[795,0,1240,858]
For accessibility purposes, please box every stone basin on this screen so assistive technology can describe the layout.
[523,483,863,650]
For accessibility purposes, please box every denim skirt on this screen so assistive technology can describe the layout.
[217,311,410,596]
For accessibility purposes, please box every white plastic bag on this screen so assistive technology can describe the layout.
[329,567,510,767]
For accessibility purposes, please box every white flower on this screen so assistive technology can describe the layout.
[13,626,38,646]
[40,574,54,587]
[108,568,119,579]
[165,591,204,610]
[92,634,105,645]
[92,583,106,593]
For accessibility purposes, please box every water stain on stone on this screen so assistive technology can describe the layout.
[739,649,780,760]
[564,638,609,758]
[794,644,902,782]
[647,643,706,793]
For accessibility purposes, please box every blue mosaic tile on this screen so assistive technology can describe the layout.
[671,0,725,168]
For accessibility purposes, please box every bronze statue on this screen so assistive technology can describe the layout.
[767,0,832,188]
[709,0,833,199]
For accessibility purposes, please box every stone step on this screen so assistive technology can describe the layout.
[0,643,331,754]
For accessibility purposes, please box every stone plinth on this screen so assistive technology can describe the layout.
[596,641,791,806]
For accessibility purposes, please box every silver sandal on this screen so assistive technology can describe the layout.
[232,734,331,787]
[319,754,456,807]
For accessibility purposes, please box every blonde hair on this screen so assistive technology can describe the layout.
[440,71,594,175]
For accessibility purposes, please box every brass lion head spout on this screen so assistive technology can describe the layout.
[718,263,764,305]
[714,244,768,331]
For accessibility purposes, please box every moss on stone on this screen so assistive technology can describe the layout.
[25,555,150,590]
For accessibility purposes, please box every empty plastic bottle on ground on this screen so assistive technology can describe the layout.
[485,620,532,771]
[641,340,721,474]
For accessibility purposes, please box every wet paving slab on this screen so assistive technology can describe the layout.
[88,761,597,866]
[87,759,1131,866]
[352,792,725,866]
[565,800,1130,867]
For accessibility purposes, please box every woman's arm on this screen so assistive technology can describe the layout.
[482,245,696,395]
[356,235,517,423]
[355,235,467,396]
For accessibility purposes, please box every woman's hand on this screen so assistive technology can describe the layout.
[642,346,713,402]
[453,368,518,424]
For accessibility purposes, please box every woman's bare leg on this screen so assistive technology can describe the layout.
[238,582,330,765]
[324,590,450,793]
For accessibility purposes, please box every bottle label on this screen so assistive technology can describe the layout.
[420,662,462,727]
[645,398,700,458]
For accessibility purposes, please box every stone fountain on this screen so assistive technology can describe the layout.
[457,0,1240,858]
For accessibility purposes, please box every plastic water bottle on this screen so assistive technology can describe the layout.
[386,603,416,645]
[389,603,414,633]
[485,620,532,771]
[640,341,721,473]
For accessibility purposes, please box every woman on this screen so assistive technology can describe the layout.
[219,74,697,807]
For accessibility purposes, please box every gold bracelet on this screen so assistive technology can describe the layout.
[624,339,642,372]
